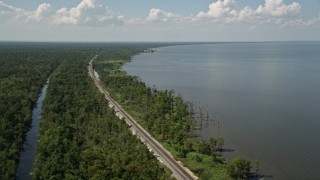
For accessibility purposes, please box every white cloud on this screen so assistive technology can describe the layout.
[279,17,320,27]
[197,0,236,18]
[143,0,318,29]
[124,8,182,25]
[146,8,178,22]
[0,1,17,13]
[26,3,51,22]
[0,1,51,23]
[255,0,301,17]
[238,6,254,21]
[194,0,306,25]
[0,0,123,26]
[53,0,95,25]
[0,0,318,29]
[53,0,124,26]
[0,1,17,22]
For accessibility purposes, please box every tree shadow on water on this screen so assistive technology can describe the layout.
[221,148,235,153]
[248,173,274,180]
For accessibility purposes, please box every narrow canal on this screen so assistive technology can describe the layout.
[16,81,48,180]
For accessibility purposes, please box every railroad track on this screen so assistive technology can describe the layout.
[88,55,197,180]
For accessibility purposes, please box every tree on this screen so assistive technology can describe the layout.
[228,157,251,180]
[33,49,170,179]
[208,137,217,155]
[215,136,225,152]
[0,46,62,178]
[254,160,260,178]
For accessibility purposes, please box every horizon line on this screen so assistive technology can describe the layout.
[1,40,320,44]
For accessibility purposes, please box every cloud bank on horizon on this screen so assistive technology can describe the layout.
[0,0,319,41]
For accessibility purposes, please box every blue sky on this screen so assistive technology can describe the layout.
[1,0,319,41]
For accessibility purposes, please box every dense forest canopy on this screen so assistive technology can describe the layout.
[33,51,170,179]
[0,42,252,179]
[0,45,61,178]
[0,43,173,179]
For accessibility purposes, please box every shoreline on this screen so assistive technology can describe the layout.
[94,46,242,179]
[89,55,198,179]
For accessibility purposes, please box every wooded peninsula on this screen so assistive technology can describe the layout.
[0,42,253,180]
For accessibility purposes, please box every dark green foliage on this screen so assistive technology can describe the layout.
[94,49,236,178]
[92,46,255,179]
[95,52,193,146]
[33,51,169,179]
[0,46,61,179]
[0,42,253,179]
[228,157,251,179]
[0,42,173,179]
[215,136,225,152]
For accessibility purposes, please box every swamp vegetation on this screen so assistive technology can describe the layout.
[0,43,251,179]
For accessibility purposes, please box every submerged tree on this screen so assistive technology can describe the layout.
[254,160,260,178]
[215,136,225,152]
[228,157,251,180]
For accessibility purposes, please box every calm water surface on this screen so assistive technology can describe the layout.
[123,42,320,179]
[16,82,48,180]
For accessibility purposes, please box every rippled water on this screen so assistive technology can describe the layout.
[123,42,320,179]
[16,82,48,180]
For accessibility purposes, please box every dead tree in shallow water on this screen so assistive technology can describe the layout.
[206,109,209,127]
[199,105,203,128]
[191,101,204,130]
[190,100,216,130]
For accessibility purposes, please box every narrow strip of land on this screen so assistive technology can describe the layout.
[88,55,197,180]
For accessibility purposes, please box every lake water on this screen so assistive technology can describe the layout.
[16,82,48,180]
[122,42,320,180]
